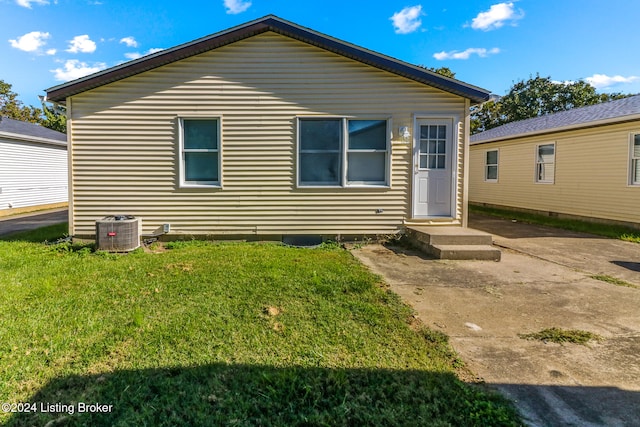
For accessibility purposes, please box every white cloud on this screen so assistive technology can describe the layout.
[390,5,423,34]
[46,48,56,55]
[471,2,524,31]
[52,59,106,81]
[124,48,164,60]
[223,0,251,14]
[120,36,138,48]
[16,0,49,8]
[585,74,640,89]
[433,47,500,60]
[9,31,51,52]
[66,35,97,53]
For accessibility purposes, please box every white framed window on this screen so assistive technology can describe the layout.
[535,143,555,183]
[631,133,640,185]
[178,117,221,187]
[298,117,389,187]
[485,149,499,182]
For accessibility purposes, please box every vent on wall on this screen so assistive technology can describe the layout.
[95,215,141,252]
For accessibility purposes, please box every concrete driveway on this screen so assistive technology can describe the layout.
[0,208,68,237]
[352,214,640,427]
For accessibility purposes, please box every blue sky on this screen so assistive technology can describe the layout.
[3,0,640,107]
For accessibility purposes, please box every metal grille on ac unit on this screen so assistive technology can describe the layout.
[95,215,141,252]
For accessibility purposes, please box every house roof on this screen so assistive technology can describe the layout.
[471,94,640,144]
[46,15,491,105]
[0,117,66,145]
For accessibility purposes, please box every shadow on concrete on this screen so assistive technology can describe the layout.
[611,261,640,273]
[468,213,607,240]
[0,209,68,239]
[495,383,640,427]
[4,364,518,427]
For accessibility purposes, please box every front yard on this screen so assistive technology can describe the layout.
[0,224,521,426]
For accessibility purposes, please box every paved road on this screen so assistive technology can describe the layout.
[352,215,640,427]
[0,209,68,237]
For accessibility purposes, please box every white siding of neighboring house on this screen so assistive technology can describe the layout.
[67,32,469,237]
[0,136,68,211]
[469,121,640,227]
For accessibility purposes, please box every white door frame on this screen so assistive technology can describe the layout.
[411,114,460,219]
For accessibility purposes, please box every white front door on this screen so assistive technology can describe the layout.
[412,119,454,218]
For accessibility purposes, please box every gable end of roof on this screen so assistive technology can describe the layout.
[46,16,490,104]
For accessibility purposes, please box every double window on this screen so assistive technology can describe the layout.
[298,118,389,187]
[179,118,221,187]
[485,149,498,182]
[631,134,640,185]
[535,143,555,183]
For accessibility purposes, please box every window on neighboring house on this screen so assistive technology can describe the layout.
[298,118,389,187]
[632,134,640,185]
[536,143,555,183]
[485,149,498,181]
[179,118,220,187]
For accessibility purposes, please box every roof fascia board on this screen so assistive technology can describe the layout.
[471,113,640,145]
[0,131,67,147]
[46,16,490,104]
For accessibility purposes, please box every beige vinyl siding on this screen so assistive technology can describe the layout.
[68,32,467,237]
[469,121,640,225]
[0,137,67,211]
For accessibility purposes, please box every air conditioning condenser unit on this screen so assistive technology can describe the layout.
[95,215,141,252]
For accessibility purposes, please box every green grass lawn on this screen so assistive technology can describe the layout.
[0,224,521,426]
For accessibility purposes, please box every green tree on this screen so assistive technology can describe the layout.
[471,74,635,134]
[0,79,66,133]
[427,66,456,79]
[39,96,67,133]
[0,79,42,123]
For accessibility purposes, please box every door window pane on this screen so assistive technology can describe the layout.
[419,125,447,170]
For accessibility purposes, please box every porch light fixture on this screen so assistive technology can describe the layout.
[399,126,411,143]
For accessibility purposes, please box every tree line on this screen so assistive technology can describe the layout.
[0,79,66,133]
[427,69,633,134]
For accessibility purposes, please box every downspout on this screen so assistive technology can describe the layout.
[65,97,74,236]
[462,98,471,228]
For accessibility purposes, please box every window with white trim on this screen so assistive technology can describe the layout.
[298,118,389,187]
[179,118,221,187]
[631,134,640,185]
[485,149,498,182]
[535,143,555,183]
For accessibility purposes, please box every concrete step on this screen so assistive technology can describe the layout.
[428,244,501,261]
[406,226,494,246]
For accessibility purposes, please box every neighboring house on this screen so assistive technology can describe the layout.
[45,15,490,239]
[469,95,640,229]
[0,117,67,216]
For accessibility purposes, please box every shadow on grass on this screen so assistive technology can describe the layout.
[5,364,520,427]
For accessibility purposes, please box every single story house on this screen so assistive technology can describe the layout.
[0,117,67,216]
[469,95,640,229]
[45,15,490,240]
